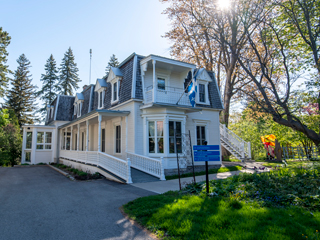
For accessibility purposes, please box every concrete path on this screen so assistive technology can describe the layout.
[0,166,156,240]
[132,161,269,194]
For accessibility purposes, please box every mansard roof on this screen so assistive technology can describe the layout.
[45,52,223,126]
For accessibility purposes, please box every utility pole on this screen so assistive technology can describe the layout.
[89,49,92,84]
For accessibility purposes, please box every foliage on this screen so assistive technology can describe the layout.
[52,163,103,180]
[104,54,119,78]
[37,54,59,120]
[0,109,22,166]
[5,54,38,126]
[166,166,242,180]
[0,27,11,98]
[57,47,81,96]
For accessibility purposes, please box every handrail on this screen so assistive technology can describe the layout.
[126,152,166,180]
[219,123,251,159]
[59,150,132,183]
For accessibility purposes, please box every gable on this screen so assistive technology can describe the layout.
[94,79,108,92]
[107,67,123,83]
[196,68,212,82]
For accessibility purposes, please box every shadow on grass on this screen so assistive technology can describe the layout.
[124,192,320,240]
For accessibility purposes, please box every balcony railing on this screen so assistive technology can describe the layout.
[145,86,191,106]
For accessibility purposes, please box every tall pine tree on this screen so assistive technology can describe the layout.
[6,54,37,126]
[0,27,11,98]
[37,54,58,119]
[57,47,80,95]
[104,54,119,78]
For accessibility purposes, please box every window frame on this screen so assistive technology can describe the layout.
[36,131,52,150]
[98,89,105,109]
[26,132,33,149]
[169,121,182,154]
[148,120,164,155]
[196,80,210,105]
[111,80,120,104]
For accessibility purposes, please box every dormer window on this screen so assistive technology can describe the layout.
[75,93,84,117]
[195,69,211,105]
[95,78,108,109]
[50,106,54,118]
[106,67,123,105]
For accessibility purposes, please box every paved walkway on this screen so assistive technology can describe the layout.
[132,161,268,194]
[0,166,156,240]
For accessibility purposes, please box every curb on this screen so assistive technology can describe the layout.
[47,165,75,181]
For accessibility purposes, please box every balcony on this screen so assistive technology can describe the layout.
[145,86,191,106]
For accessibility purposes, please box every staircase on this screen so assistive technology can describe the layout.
[220,123,251,161]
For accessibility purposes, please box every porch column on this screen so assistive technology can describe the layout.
[70,126,73,151]
[31,127,37,164]
[164,116,169,156]
[64,128,67,150]
[125,116,128,153]
[86,120,89,151]
[152,59,157,102]
[77,123,80,151]
[98,115,102,152]
[143,117,147,155]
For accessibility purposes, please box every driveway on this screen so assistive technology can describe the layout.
[0,166,156,240]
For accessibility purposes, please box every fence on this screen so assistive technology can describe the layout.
[281,146,320,160]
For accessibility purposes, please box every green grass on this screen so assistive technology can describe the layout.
[124,192,320,240]
[124,165,320,239]
[166,166,242,180]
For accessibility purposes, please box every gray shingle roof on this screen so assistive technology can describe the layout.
[110,67,123,77]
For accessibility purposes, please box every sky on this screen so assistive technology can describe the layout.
[1,0,172,101]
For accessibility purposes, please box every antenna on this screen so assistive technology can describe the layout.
[89,49,92,84]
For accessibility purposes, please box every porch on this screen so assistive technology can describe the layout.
[58,109,166,183]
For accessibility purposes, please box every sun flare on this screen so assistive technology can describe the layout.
[217,0,231,10]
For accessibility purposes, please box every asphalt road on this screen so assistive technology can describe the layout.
[0,166,156,240]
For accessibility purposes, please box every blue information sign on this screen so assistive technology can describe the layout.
[193,145,220,162]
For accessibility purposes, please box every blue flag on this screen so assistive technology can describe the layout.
[188,71,198,107]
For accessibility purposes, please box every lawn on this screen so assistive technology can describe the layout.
[123,164,320,240]
[166,166,242,180]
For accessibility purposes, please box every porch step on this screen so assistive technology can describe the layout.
[131,168,160,183]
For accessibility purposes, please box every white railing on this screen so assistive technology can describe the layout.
[219,124,251,159]
[59,150,132,183]
[144,86,191,106]
[126,152,166,180]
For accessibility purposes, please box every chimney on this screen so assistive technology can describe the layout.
[83,85,88,91]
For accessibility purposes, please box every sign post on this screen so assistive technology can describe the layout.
[193,145,220,194]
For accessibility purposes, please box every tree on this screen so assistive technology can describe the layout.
[0,27,11,98]
[105,54,119,78]
[37,54,59,120]
[6,54,38,126]
[0,108,22,166]
[236,0,320,146]
[57,47,81,95]
[161,0,263,126]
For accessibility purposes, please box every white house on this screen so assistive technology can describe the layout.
[21,53,250,183]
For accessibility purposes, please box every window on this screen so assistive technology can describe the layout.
[37,132,52,150]
[112,82,118,102]
[115,126,121,153]
[99,91,103,108]
[25,152,31,162]
[148,121,164,154]
[62,132,70,150]
[51,107,54,118]
[26,132,32,149]
[199,84,205,103]
[169,121,182,153]
[81,132,85,151]
[157,78,165,90]
[77,103,81,117]
[197,126,206,145]
[102,129,105,152]
[74,104,77,115]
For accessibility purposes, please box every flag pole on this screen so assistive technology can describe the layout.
[176,68,200,105]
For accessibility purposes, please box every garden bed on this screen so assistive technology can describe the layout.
[50,163,104,180]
